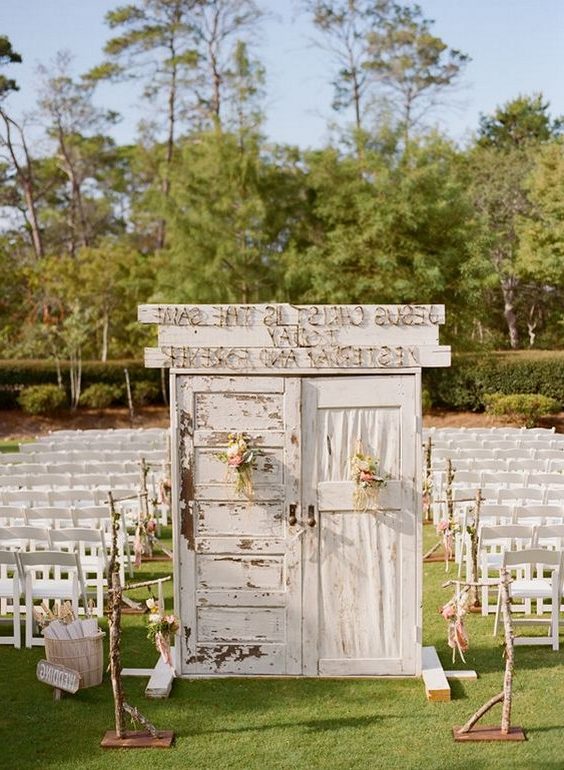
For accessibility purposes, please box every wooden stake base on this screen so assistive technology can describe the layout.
[423,555,454,563]
[101,730,175,748]
[453,726,526,742]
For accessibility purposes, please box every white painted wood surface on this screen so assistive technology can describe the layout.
[177,376,302,676]
[421,646,451,701]
[139,303,450,372]
[302,376,419,676]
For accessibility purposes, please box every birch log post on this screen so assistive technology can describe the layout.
[456,570,515,735]
[469,489,482,608]
[446,458,454,520]
[107,492,162,741]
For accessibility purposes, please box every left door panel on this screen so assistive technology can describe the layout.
[175,375,302,675]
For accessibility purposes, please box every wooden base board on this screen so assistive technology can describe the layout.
[422,646,451,702]
[423,555,455,563]
[444,670,478,681]
[101,730,175,748]
[453,726,526,742]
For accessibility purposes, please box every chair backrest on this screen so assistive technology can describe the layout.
[0,547,19,568]
[479,524,533,549]
[0,505,26,526]
[71,505,110,528]
[513,505,564,525]
[48,527,107,558]
[479,504,515,526]
[497,487,546,504]
[494,449,534,460]
[482,471,527,487]
[2,525,51,550]
[2,490,51,505]
[534,524,564,550]
[503,547,562,570]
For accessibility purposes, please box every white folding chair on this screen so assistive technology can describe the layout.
[19,550,87,647]
[513,505,564,526]
[0,505,26,526]
[48,528,108,617]
[479,525,534,615]
[494,548,562,651]
[0,549,21,647]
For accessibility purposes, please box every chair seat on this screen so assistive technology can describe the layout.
[510,579,553,599]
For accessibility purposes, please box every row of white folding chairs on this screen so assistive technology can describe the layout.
[0,526,110,620]
[0,460,142,476]
[477,525,564,624]
[37,428,166,444]
[434,488,564,525]
[455,504,564,579]
[0,472,141,491]
[17,446,168,461]
[0,487,138,508]
[448,470,564,488]
[431,457,564,474]
[0,503,113,528]
[425,426,557,436]
[0,548,90,648]
[428,439,564,453]
[431,447,564,462]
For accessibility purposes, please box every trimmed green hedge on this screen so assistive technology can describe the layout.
[0,360,164,408]
[424,354,564,411]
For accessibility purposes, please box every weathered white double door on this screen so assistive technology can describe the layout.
[176,374,419,677]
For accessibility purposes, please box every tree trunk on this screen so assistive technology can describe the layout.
[101,309,109,363]
[501,278,519,349]
[0,109,45,259]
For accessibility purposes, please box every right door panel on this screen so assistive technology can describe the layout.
[302,376,418,676]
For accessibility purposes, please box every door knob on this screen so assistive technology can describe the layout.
[307,504,316,527]
[288,503,297,526]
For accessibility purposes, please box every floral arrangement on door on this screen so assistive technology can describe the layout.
[350,441,387,511]
[217,432,263,498]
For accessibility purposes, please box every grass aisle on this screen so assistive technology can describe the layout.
[0,528,563,769]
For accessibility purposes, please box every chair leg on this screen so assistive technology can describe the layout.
[13,587,21,649]
[25,576,33,649]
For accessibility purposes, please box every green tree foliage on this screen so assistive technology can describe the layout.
[466,95,563,349]
[0,35,22,99]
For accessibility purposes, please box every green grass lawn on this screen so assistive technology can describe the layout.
[0,527,563,769]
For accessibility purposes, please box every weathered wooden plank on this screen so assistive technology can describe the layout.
[197,606,286,643]
[195,501,284,537]
[158,321,440,347]
[319,658,407,676]
[194,391,284,431]
[196,590,287,607]
[421,646,451,702]
[194,448,284,485]
[444,670,478,681]
[193,429,285,448]
[188,375,284,393]
[197,554,284,591]
[139,303,446,328]
[194,483,285,501]
[186,642,285,674]
[145,655,175,699]
[144,344,451,370]
[195,537,286,554]
[317,480,403,512]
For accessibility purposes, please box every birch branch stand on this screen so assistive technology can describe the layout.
[450,572,526,742]
[100,492,174,749]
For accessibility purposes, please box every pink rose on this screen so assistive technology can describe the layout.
[228,455,244,467]
[436,519,450,533]
[359,470,375,482]
[440,603,456,620]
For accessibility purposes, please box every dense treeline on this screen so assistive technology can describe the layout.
[0,0,562,369]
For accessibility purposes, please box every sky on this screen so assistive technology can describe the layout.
[1,0,563,149]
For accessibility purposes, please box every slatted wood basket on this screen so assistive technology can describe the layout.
[44,632,105,689]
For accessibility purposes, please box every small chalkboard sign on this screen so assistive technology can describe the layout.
[37,660,80,697]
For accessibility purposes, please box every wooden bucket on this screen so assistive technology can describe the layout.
[44,632,105,688]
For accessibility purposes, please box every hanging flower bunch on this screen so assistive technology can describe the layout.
[133,515,158,568]
[439,589,470,663]
[436,516,457,572]
[350,444,387,511]
[217,432,263,497]
[146,598,179,670]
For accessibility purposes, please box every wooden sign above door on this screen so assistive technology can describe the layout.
[139,303,450,372]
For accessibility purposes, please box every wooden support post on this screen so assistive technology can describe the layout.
[452,570,525,741]
[469,489,482,609]
[423,437,433,524]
